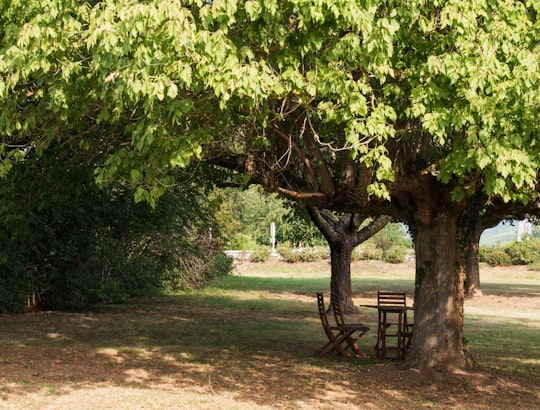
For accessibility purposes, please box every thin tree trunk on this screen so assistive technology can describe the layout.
[406,212,468,370]
[465,224,483,298]
[329,239,356,313]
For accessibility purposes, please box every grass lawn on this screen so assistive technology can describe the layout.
[0,260,538,409]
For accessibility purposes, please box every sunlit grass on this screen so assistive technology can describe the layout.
[213,260,540,378]
[1,260,538,409]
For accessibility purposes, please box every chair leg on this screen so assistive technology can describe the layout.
[343,329,369,358]
[318,330,356,358]
[318,340,350,358]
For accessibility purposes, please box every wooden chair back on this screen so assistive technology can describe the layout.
[330,293,346,327]
[316,292,369,358]
[377,291,407,307]
[316,292,334,339]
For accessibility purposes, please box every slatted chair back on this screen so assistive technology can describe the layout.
[317,292,334,340]
[330,294,346,327]
[377,291,407,307]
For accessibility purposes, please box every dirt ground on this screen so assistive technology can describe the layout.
[0,262,539,409]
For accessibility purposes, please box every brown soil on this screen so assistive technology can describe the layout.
[0,262,538,409]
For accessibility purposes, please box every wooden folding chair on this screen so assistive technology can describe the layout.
[330,294,369,358]
[316,293,369,358]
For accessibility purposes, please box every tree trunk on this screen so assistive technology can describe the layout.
[465,224,483,298]
[406,212,468,370]
[307,207,391,314]
[329,239,357,313]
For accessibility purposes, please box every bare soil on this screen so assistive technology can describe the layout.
[0,262,538,409]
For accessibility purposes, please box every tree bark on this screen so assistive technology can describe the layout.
[307,206,390,313]
[329,239,357,313]
[406,212,468,370]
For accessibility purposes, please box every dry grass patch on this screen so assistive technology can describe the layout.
[0,261,539,409]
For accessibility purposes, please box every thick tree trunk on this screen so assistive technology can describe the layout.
[406,212,468,370]
[465,225,483,298]
[328,239,356,313]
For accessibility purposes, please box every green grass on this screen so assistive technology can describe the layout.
[1,260,538,409]
[223,260,540,377]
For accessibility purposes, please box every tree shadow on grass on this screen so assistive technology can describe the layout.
[0,293,538,409]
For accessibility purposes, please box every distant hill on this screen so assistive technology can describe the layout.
[480,222,517,246]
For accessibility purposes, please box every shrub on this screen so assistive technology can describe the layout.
[228,233,258,250]
[529,261,540,272]
[479,246,512,267]
[383,245,408,264]
[504,240,540,265]
[276,244,327,263]
[0,147,231,312]
[250,246,271,263]
[351,246,363,261]
[277,244,298,263]
[297,247,323,262]
[355,242,384,261]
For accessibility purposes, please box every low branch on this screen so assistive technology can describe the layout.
[276,187,327,203]
[354,215,392,246]
[306,206,339,243]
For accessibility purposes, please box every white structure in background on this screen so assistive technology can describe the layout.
[270,222,276,253]
[517,220,533,242]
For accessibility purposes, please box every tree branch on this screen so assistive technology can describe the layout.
[354,215,392,246]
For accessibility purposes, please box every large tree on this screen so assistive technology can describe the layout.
[2,1,540,370]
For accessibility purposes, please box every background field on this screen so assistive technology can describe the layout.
[0,260,539,409]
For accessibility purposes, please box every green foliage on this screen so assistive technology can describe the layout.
[213,186,324,248]
[355,242,384,261]
[504,240,540,265]
[371,223,412,252]
[2,0,538,207]
[227,233,257,250]
[297,247,328,262]
[0,147,228,312]
[383,245,409,264]
[276,244,327,263]
[249,246,271,263]
[276,244,297,263]
[479,246,513,267]
[354,223,412,262]
[480,239,540,268]
[163,248,233,292]
[529,262,540,272]
[280,204,326,247]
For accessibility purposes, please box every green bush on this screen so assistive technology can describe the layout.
[0,147,231,312]
[383,245,408,264]
[529,261,540,272]
[276,244,297,263]
[250,246,271,263]
[504,240,540,265]
[355,242,384,261]
[297,247,324,262]
[228,233,258,250]
[276,244,327,263]
[163,244,232,292]
[479,246,512,267]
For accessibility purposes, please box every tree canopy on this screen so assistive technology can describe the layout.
[2,0,540,370]
[3,1,537,204]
